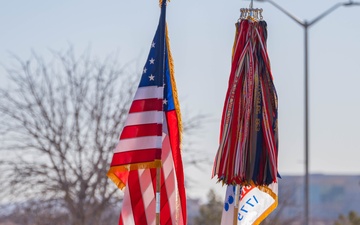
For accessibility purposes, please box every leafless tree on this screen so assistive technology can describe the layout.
[0,47,207,225]
[0,46,209,225]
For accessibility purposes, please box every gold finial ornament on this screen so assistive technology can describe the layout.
[159,0,170,7]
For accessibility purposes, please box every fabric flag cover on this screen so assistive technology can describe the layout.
[221,184,278,225]
[213,14,279,224]
[107,1,187,224]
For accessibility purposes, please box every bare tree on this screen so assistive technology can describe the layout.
[0,47,138,225]
[0,46,208,225]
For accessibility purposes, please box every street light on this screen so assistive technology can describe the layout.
[252,1,360,225]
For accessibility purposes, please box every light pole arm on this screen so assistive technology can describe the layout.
[254,0,360,27]
[308,3,343,26]
[265,0,304,26]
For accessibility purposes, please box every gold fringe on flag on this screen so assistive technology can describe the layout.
[165,23,183,144]
[107,160,162,190]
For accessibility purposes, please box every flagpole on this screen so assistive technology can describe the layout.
[157,1,167,225]
[233,185,240,225]
[156,167,161,225]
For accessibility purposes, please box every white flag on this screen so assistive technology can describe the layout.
[221,183,278,225]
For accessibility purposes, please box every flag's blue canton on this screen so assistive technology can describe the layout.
[137,4,174,113]
[164,50,175,112]
[138,20,175,112]
[139,29,163,88]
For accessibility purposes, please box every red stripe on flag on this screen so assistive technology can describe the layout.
[120,124,162,139]
[129,170,147,225]
[129,98,163,113]
[166,110,187,224]
[119,213,124,225]
[110,149,162,166]
[150,167,157,194]
[160,167,172,225]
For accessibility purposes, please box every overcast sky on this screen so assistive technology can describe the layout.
[1,0,359,200]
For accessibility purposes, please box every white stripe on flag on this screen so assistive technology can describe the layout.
[134,86,163,100]
[114,136,162,153]
[139,169,156,225]
[139,169,154,210]
[120,185,135,225]
[124,111,163,127]
[162,117,180,225]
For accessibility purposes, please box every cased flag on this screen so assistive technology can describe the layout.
[107,1,187,224]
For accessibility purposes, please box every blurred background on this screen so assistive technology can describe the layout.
[0,0,359,224]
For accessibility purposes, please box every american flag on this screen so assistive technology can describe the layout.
[107,1,187,224]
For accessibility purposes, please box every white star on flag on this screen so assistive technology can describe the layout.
[163,99,168,105]
[151,41,156,48]
[149,58,155,64]
[149,74,155,81]
[143,68,147,74]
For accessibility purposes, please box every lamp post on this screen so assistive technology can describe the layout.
[252,1,360,224]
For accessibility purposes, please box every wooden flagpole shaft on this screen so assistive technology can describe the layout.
[233,185,240,225]
[233,206,238,225]
[156,167,161,225]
